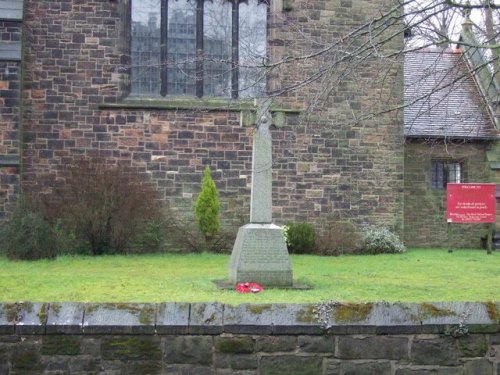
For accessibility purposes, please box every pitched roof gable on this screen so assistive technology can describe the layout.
[404,49,498,140]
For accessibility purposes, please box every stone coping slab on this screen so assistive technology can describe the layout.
[0,302,498,335]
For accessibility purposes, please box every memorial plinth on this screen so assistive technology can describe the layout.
[228,106,293,287]
[229,224,293,286]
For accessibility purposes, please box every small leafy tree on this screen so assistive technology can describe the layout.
[195,166,220,241]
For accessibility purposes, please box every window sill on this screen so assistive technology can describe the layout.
[100,97,258,111]
[99,97,301,127]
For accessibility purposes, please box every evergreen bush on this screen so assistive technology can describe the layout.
[195,166,220,241]
[284,222,317,254]
[0,199,60,260]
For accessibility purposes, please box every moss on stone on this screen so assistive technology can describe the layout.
[86,303,155,324]
[42,336,81,355]
[484,301,499,321]
[246,304,272,315]
[3,303,18,322]
[19,302,34,313]
[297,305,316,323]
[419,303,456,319]
[467,324,500,334]
[334,303,373,322]
[38,303,49,325]
[216,337,254,354]
[139,305,155,325]
[50,302,62,316]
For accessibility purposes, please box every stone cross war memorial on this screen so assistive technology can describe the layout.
[228,102,294,288]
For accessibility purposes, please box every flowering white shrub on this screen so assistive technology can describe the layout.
[362,226,406,254]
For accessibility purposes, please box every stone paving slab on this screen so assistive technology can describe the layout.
[45,302,84,334]
[14,302,49,335]
[271,304,324,335]
[156,302,190,334]
[0,302,498,335]
[224,303,274,334]
[0,303,17,334]
[189,302,224,334]
[83,303,156,334]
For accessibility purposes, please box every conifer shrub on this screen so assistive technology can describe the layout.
[0,198,60,260]
[195,166,220,241]
[361,226,406,254]
[284,222,317,254]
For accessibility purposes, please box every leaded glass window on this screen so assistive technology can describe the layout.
[131,0,268,98]
[431,160,464,189]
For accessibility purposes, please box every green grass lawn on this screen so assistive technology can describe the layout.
[0,249,498,304]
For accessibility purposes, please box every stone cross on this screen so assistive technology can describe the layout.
[250,113,273,224]
[228,102,293,287]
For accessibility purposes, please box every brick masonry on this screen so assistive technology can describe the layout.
[0,302,499,374]
[0,19,21,221]
[404,141,497,248]
[9,0,405,238]
[2,0,495,248]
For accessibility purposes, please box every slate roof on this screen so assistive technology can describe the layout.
[404,49,498,140]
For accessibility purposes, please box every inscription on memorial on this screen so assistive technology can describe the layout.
[240,230,289,265]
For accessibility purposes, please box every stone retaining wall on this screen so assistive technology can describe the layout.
[0,302,499,374]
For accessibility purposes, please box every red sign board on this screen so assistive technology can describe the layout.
[446,183,496,223]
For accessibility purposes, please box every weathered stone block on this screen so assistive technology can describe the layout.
[156,302,190,334]
[411,337,459,366]
[255,336,297,352]
[457,334,489,357]
[215,336,254,354]
[464,359,493,375]
[325,359,341,375]
[342,360,392,375]
[83,303,156,334]
[102,336,161,361]
[0,303,16,334]
[260,355,322,375]
[42,357,71,373]
[395,367,464,375]
[14,302,49,335]
[165,365,216,375]
[120,360,163,375]
[337,336,408,359]
[297,335,334,353]
[189,303,223,334]
[10,344,42,372]
[215,352,258,371]
[45,302,84,334]
[271,304,324,335]
[164,335,213,365]
[67,356,101,373]
[41,335,81,355]
[224,304,273,334]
